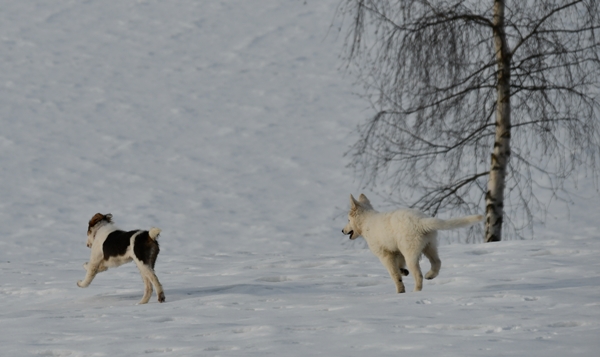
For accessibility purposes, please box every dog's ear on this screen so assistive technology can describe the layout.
[358,194,373,209]
[88,213,104,234]
[88,213,112,229]
[358,194,370,204]
[89,213,103,227]
[350,194,360,210]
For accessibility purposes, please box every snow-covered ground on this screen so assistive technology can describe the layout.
[0,1,598,356]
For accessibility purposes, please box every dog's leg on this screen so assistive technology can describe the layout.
[394,253,409,276]
[136,263,165,303]
[77,256,103,288]
[406,254,424,291]
[138,274,153,305]
[379,252,406,293]
[83,262,108,272]
[147,269,165,303]
[423,243,441,280]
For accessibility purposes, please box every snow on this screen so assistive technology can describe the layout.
[0,1,599,356]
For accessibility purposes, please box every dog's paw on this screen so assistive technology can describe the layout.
[77,280,87,288]
[424,271,438,280]
[158,292,166,303]
[400,268,409,276]
[396,282,406,293]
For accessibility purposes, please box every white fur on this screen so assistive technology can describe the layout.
[342,194,483,293]
[78,215,165,304]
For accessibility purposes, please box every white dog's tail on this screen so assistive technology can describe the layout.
[149,227,162,240]
[421,215,483,232]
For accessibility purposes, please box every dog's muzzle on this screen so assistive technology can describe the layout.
[342,229,355,240]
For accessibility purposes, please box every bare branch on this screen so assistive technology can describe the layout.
[510,0,584,56]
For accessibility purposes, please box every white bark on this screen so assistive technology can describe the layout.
[486,0,511,242]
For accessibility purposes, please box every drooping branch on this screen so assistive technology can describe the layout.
[510,0,584,56]
[411,171,491,215]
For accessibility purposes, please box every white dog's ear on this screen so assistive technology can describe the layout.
[357,193,374,210]
[358,194,370,204]
[350,194,360,210]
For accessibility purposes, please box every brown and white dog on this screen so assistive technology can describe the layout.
[77,213,166,304]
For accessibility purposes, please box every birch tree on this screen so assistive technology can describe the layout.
[338,0,600,241]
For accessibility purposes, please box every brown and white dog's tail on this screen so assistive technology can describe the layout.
[421,215,483,232]
[149,227,162,240]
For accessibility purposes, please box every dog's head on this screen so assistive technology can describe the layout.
[342,194,373,240]
[86,213,113,247]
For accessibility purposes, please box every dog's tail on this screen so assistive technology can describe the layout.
[420,215,483,232]
[149,227,162,240]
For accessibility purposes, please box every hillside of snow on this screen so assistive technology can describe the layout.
[0,1,598,356]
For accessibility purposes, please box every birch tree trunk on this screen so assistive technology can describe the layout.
[486,0,511,242]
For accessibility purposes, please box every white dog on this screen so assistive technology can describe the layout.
[342,194,483,293]
[78,213,165,304]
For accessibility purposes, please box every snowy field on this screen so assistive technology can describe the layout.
[1,1,599,356]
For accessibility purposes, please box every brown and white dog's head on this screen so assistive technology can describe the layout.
[86,213,113,248]
[342,194,374,240]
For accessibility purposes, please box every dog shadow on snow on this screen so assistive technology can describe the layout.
[77,283,301,306]
[166,282,309,303]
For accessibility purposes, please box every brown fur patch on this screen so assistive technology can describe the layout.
[87,213,112,235]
